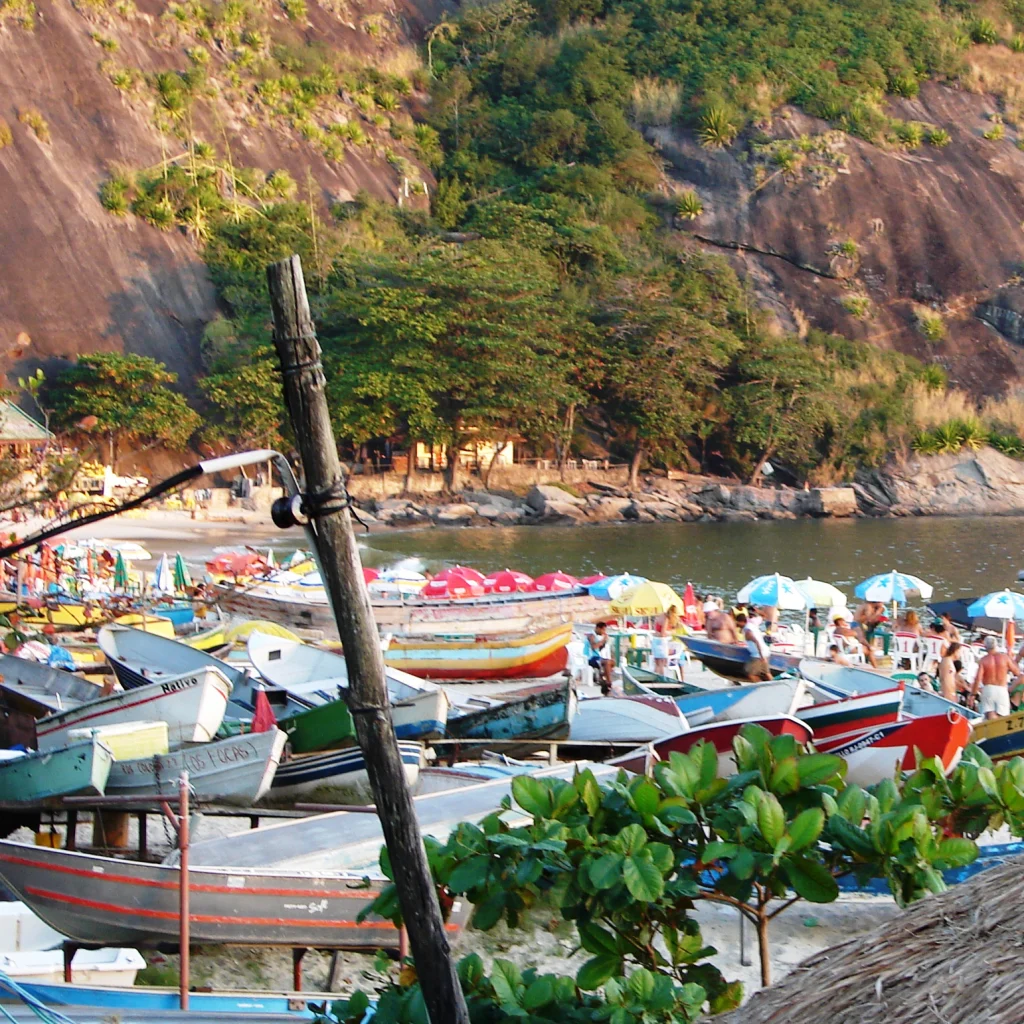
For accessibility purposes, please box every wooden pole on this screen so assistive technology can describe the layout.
[266,255,470,1024]
[178,771,190,1012]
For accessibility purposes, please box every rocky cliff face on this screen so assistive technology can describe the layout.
[654,81,1024,395]
[0,0,437,384]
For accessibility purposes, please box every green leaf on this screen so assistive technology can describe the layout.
[770,756,800,796]
[616,823,647,855]
[757,791,786,847]
[788,807,825,851]
[447,855,491,892]
[827,813,877,857]
[623,852,665,901]
[709,980,743,1013]
[490,959,522,1007]
[797,753,846,786]
[729,847,755,880]
[697,738,720,788]
[578,921,621,956]
[577,954,622,990]
[578,773,602,816]
[835,784,867,823]
[701,841,739,862]
[523,976,554,1010]
[512,775,552,818]
[631,778,660,817]
[627,967,656,1002]
[935,837,979,869]
[647,842,674,873]
[471,893,506,931]
[783,855,839,903]
[588,853,625,890]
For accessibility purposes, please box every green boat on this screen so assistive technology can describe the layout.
[282,699,356,754]
[0,736,114,803]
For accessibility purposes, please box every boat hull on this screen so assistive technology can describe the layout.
[674,679,804,727]
[446,681,576,741]
[681,637,800,682]
[268,742,423,800]
[973,710,1024,760]
[383,624,572,681]
[36,669,232,752]
[106,730,286,805]
[279,700,356,754]
[796,686,904,742]
[0,655,104,716]
[816,713,971,787]
[0,842,450,949]
[0,739,113,802]
[569,696,686,743]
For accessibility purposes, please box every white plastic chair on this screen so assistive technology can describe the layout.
[892,632,921,672]
[959,645,979,685]
[566,639,594,687]
[922,636,948,673]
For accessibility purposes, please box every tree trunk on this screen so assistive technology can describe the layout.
[628,441,644,491]
[266,255,470,1024]
[404,441,417,495]
[482,440,507,490]
[748,446,775,487]
[756,911,771,987]
[443,445,459,493]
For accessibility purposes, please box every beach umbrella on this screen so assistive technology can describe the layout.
[737,573,807,610]
[173,553,192,591]
[434,565,485,585]
[362,567,380,584]
[483,568,533,594]
[855,570,933,604]
[578,573,608,586]
[794,577,848,609]
[682,582,703,629]
[113,551,128,591]
[266,548,276,570]
[530,571,578,593]
[587,573,646,601]
[967,591,1024,621]
[153,553,174,595]
[380,567,427,584]
[422,572,484,599]
[611,580,685,616]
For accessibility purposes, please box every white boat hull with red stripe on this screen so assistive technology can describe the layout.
[35,668,232,752]
[796,686,904,742]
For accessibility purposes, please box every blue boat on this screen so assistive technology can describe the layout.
[446,680,576,742]
[13,980,317,1017]
[682,637,801,682]
[269,740,423,799]
[673,678,804,727]
[0,736,114,802]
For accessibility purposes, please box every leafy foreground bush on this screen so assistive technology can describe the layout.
[320,730,1024,1022]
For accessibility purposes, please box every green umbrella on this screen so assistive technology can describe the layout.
[113,551,128,591]
[173,552,192,592]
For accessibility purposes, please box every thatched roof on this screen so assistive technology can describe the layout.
[719,856,1024,1023]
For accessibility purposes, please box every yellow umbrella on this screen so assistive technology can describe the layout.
[610,581,685,616]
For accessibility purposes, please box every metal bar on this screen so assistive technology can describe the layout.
[178,772,190,1012]
[292,948,305,992]
[138,813,147,859]
[292,803,377,813]
[65,809,77,850]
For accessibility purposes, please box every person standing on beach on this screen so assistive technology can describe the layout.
[971,636,1022,718]
[706,605,739,643]
[938,642,967,703]
[587,621,615,696]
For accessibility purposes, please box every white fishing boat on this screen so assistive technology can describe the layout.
[106,729,287,805]
[35,669,232,752]
[267,740,424,801]
[569,695,688,742]
[247,632,450,740]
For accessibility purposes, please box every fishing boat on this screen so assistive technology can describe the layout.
[106,729,287,805]
[278,700,356,754]
[681,637,802,682]
[814,712,971,787]
[972,711,1024,760]
[446,680,576,742]
[415,759,539,795]
[0,596,105,628]
[0,841,445,949]
[35,670,231,752]
[613,716,814,777]
[268,741,423,800]
[795,686,905,743]
[0,736,114,802]
[247,633,449,740]
[673,678,806,727]
[0,656,105,717]
[382,623,572,681]
[569,695,688,742]
[212,580,604,635]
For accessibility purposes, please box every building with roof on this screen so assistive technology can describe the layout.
[0,401,53,453]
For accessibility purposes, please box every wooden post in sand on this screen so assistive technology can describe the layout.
[266,255,469,1024]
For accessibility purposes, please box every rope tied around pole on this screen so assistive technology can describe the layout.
[301,478,371,531]
[277,353,323,378]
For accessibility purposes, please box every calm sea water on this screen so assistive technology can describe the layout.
[355,517,1024,605]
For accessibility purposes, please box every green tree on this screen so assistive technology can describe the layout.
[199,348,285,449]
[48,353,200,464]
[321,239,585,490]
[725,338,834,484]
[596,276,740,488]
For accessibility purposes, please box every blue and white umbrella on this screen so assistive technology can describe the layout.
[588,574,647,601]
[152,552,174,595]
[855,570,933,604]
[967,591,1024,621]
[737,573,807,610]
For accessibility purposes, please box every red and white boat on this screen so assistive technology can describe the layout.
[814,711,971,787]
[612,715,813,777]
[796,685,904,743]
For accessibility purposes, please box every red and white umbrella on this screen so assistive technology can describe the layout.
[362,567,380,584]
[578,573,607,586]
[530,571,578,593]
[483,568,533,594]
[433,564,485,585]
[422,572,484,599]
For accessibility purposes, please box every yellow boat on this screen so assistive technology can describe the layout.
[383,623,573,681]
[0,599,106,628]
[972,710,1024,760]
[113,613,176,639]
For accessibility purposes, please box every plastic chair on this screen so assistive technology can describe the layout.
[922,636,948,673]
[892,632,921,673]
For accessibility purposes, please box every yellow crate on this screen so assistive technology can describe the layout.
[67,720,169,760]
[35,831,63,848]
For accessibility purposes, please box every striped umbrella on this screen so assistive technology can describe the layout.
[967,591,1024,621]
[173,553,192,591]
[855,570,933,604]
